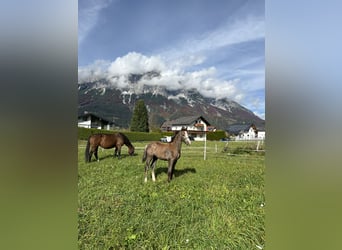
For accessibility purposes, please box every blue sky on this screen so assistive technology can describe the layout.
[78,0,265,119]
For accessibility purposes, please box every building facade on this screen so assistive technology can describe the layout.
[161,116,213,141]
[78,112,116,130]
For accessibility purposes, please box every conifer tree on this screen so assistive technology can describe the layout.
[130,99,149,132]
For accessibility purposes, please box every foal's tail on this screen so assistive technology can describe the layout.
[85,137,91,163]
[142,145,148,163]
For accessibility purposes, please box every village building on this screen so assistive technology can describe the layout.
[226,123,265,140]
[161,115,214,141]
[78,112,116,130]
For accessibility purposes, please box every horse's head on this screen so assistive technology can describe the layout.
[181,130,191,145]
[128,146,135,156]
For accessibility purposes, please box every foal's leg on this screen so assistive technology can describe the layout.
[151,158,157,182]
[144,157,151,183]
[171,159,178,180]
[167,159,175,182]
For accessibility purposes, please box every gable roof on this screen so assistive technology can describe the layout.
[226,123,256,135]
[162,116,211,127]
[78,112,114,125]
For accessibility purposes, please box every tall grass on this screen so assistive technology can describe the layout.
[78,140,265,249]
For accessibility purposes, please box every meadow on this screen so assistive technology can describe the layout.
[78,140,265,249]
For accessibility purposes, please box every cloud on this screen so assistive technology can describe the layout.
[78,52,243,101]
[78,59,110,82]
[78,0,113,45]
[108,52,166,75]
[78,14,265,112]
[191,16,264,52]
[160,16,264,65]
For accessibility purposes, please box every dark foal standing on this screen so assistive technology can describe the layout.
[142,129,191,182]
[85,132,134,162]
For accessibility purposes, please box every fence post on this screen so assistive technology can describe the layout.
[256,140,261,151]
[204,132,207,160]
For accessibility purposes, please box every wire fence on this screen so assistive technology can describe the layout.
[79,140,265,160]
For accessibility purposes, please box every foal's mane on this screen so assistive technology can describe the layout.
[170,130,186,142]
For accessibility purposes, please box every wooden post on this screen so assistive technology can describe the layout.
[204,132,207,160]
[256,140,261,151]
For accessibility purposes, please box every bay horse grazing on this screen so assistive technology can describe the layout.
[142,129,191,182]
[85,132,135,162]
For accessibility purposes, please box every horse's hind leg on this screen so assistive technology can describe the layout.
[94,147,99,162]
[151,158,157,182]
[144,158,151,183]
[88,151,93,162]
[88,146,96,162]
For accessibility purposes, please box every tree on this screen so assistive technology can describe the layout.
[130,99,149,132]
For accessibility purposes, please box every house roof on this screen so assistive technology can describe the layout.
[226,123,256,135]
[161,115,211,127]
[78,112,114,125]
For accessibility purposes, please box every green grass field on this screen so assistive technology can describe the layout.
[78,140,265,249]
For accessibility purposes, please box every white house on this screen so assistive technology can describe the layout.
[78,112,116,130]
[257,130,265,140]
[226,123,262,141]
[161,115,214,141]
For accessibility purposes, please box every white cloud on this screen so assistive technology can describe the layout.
[78,14,265,109]
[107,52,166,75]
[78,0,264,118]
[78,59,110,82]
[160,16,264,64]
[78,0,113,45]
[241,96,265,120]
[78,52,243,102]
[191,16,264,52]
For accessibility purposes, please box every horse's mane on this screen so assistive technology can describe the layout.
[118,132,133,147]
[170,131,181,142]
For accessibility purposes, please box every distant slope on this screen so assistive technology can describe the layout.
[78,78,264,130]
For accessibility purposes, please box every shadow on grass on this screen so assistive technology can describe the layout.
[88,153,136,162]
[155,167,196,178]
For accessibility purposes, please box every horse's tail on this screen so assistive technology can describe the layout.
[85,136,91,163]
[142,145,148,163]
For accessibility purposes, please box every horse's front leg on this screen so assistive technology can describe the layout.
[167,159,175,182]
[115,145,121,159]
[118,147,121,159]
[171,159,178,179]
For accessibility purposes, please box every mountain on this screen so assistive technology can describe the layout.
[78,72,265,130]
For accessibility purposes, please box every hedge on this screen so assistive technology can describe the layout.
[78,127,226,141]
[207,130,226,141]
[78,127,173,141]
